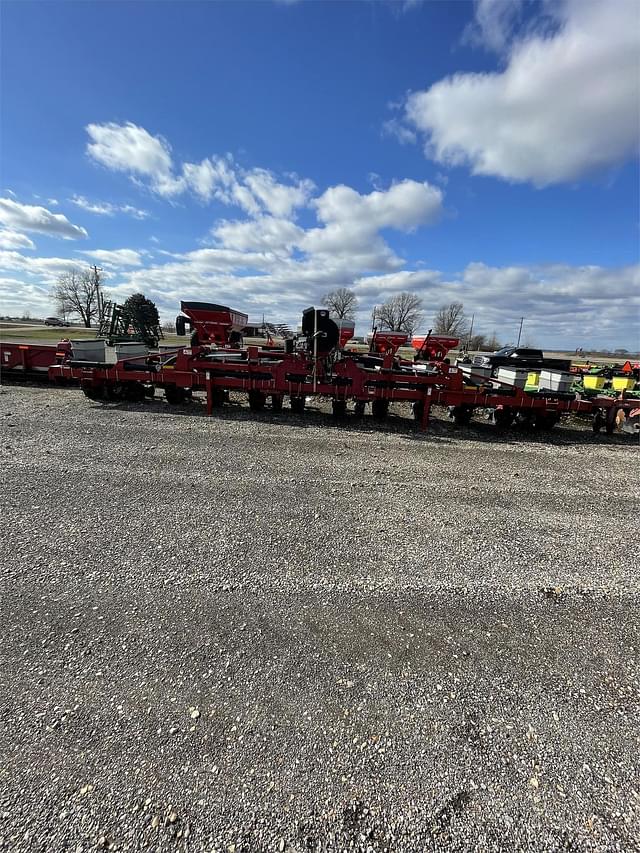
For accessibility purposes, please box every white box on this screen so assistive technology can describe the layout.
[458,363,493,383]
[71,339,105,362]
[539,370,573,393]
[496,367,529,388]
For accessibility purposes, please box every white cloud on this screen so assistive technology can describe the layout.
[47,198,59,207]
[403,0,640,185]
[0,250,81,284]
[76,248,143,267]
[86,121,184,197]
[85,122,316,216]
[0,198,88,240]
[212,217,303,254]
[463,0,524,53]
[243,169,315,218]
[0,230,35,250]
[70,194,149,219]
[354,262,640,347]
[208,179,443,274]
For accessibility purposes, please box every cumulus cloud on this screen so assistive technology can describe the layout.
[85,122,315,217]
[0,230,35,250]
[402,0,640,185]
[314,180,442,231]
[0,198,88,240]
[76,248,144,267]
[243,169,315,218]
[70,195,149,220]
[208,179,443,273]
[212,217,303,254]
[0,250,81,284]
[86,122,183,197]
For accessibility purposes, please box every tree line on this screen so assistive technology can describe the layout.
[322,287,500,350]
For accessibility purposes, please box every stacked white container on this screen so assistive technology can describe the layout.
[496,367,529,389]
[539,370,573,393]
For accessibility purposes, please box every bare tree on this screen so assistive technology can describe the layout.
[374,292,423,334]
[468,333,487,351]
[322,287,358,319]
[433,301,469,337]
[52,267,104,328]
[485,331,500,351]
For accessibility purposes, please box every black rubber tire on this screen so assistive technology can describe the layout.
[493,407,514,428]
[165,385,186,405]
[332,399,347,417]
[371,399,389,422]
[124,382,145,402]
[210,389,227,407]
[353,401,366,417]
[144,385,155,399]
[105,382,124,402]
[452,405,473,426]
[535,412,559,431]
[271,395,283,413]
[290,396,305,414]
[248,390,266,411]
[81,382,102,401]
[592,409,605,434]
[412,401,424,422]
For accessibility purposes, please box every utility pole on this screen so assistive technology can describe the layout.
[466,313,475,351]
[92,265,104,325]
[516,316,524,347]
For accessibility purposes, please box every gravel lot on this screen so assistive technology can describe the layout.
[0,384,638,852]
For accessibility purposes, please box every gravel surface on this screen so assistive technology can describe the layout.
[0,384,638,852]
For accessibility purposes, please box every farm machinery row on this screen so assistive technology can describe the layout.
[9,300,630,436]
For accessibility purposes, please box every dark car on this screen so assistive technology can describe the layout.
[472,346,571,372]
[44,317,70,327]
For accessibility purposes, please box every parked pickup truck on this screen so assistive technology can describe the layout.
[471,347,571,372]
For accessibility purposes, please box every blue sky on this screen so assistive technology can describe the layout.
[1,0,638,348]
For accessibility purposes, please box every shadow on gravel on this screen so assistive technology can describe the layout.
[81,395,636,447]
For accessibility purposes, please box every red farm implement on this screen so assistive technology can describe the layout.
[43,301,638,437]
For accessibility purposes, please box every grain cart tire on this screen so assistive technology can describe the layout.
[371,399,389,421]
[332,399,347,418]
[290,396,305,414]
[271,395,283,413]
[165,385,186,405]
[452,405,473,426]
[249,390,266,411]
